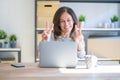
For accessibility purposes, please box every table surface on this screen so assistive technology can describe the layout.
[0,62,120,80]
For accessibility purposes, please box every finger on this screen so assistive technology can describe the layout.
[42,31,46,39]
[75,25,79,36]
[42,31,46,37]
[78,22,82,31]
[45,21,50,34]
[43,31,49,40]
[78,22,82,33]
[75,24,79,32]
[49,23,54,31]
[75,24,82,37]
[47,23,54,34]
[46,21,49,31]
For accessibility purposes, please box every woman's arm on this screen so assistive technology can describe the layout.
[74,22,86,58]
[77,39,86,58]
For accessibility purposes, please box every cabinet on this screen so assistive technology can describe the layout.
[35,0,59,61]
[82,29,120,60]
[37,1,59,28]
[35,0,120,62]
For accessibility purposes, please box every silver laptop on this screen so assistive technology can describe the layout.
[39,41,78,68]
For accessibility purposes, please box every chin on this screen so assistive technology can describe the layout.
[64,29,69,32]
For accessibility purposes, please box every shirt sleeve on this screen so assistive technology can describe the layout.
[77,40,86,59]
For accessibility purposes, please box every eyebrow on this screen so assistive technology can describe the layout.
[60,18,72,20]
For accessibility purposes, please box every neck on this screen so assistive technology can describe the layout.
[61,32,70,38]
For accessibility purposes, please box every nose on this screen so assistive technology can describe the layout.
[65,20,69,26]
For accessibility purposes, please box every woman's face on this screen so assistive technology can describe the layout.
[59,12,74,35]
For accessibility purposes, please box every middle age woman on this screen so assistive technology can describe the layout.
[41,6,86,58]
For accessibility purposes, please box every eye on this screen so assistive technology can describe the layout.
[67,19,71,22]
[60,20,65,23]
[67,19,72,22]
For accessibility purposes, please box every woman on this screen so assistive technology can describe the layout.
[41,6,86,58]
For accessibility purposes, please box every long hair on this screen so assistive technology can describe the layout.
[53,6,78,40]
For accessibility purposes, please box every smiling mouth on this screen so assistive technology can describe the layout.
[64,27,69,31]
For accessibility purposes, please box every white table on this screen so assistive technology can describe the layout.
[0,63,120,80]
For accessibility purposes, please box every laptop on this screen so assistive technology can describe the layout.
[39,41,78,68]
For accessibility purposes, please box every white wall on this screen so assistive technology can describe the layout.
[0,0,35,62]
[60,2,120,28]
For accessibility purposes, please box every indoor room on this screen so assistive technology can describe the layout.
[0,0,120,80]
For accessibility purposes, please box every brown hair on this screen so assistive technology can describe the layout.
[53,6,78,40]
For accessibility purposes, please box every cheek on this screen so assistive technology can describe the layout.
[60,25,64,30]
[69,26,73,31]
[69,22,74,28]
[69,20,74,25]
[69,22,74,31]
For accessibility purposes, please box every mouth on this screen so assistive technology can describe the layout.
[64,27,69,31]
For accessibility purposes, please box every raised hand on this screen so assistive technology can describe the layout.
[74,22,84,51]
[41,22,54,41]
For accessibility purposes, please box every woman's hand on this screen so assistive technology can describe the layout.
[41,22,54,41]
[74,22,84,51]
